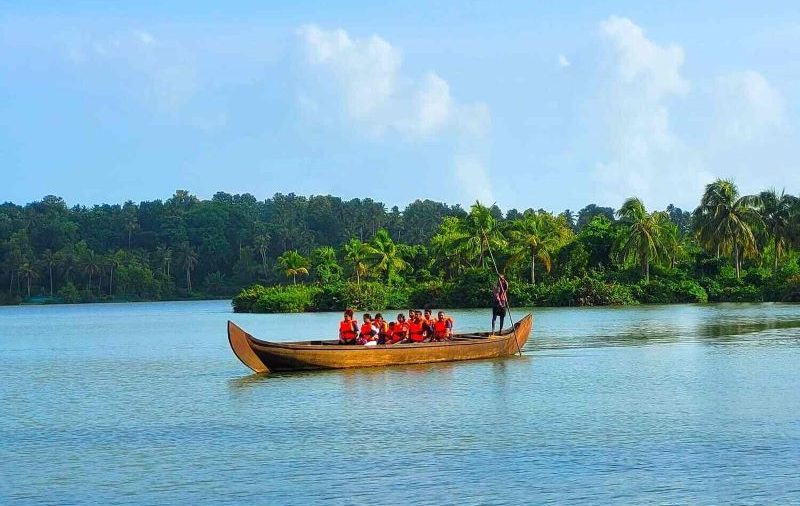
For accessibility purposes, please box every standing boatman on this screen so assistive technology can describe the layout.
[491,274,509,334]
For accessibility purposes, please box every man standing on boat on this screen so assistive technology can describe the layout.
[492,275,509,334]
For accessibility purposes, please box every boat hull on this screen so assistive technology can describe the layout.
[228,314,533,374]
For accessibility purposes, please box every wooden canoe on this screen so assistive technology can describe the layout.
[228,314,533,373]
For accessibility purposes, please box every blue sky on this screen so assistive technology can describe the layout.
[2,1,799,212]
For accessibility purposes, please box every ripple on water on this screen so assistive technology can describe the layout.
[1,301,800,504]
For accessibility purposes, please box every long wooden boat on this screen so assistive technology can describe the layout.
[228,314,533,374]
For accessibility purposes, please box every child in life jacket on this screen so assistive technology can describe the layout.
[358,313,379,345]
[431,311,454,341]
[338,308,359,345]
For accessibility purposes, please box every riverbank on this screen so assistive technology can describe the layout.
[232,267,800,313]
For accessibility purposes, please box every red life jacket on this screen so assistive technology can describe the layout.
[360,322,376,340]
[392,322,408,343]
[339,320,357,340]
[433,319,450,338]
[408,320,425,342]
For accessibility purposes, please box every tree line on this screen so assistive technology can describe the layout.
[2,180,800,308]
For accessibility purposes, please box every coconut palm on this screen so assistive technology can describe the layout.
[343,238,371,286]
[80,249,101,292]
[107,250,125,296]
[694,179,761,278]
[18,260,38,298]
[254,234,271,280]
[758,189,798,271]
[277,250,309,284]
[450,202,506,269]
[40,249,57,297]
[614,198,672,282]
[430,216,469,279]
[508,212,573,284]
[368,229,410,283]
[177,242,199,291]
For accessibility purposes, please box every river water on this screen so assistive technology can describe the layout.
[2,301,800,504]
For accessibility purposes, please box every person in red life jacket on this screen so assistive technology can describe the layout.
[392,313,409,343]
[432,311,454,341]
[387,322,396,344]
[338,308,359,345]
[423,309,435,335]
[408,311,427,343]
[492,274,509,334]
[358,313,378,345]
[374,313,390,344]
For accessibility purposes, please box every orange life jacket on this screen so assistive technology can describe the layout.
[392,322,408,343]
[433,319,451,338]
[339,320,357,340]
[408,320,425,342]
[360,322,376,340]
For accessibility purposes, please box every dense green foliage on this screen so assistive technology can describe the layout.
[2,181,800,310]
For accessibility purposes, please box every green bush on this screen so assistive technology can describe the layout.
[57,282,80,303]
[635,278,708,304]
[232,284,321,313]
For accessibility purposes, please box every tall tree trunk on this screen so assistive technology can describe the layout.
[531,251,536,285]
[27,275,31,298]
[49,266,53,297]
[9,272,13,294]
[186,267,192,292]
[355,267,360,287]
[109,266,114,296]
[735,244,740,279]
[646,260,650,282]
[774,242,780,272]
[293,274,296,285]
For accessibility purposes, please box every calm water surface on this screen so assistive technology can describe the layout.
[2,301,800,504]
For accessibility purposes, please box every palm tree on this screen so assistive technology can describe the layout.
[368,229,410,283]
[254,234,271,280]
[343,238,371,286]
[758,189,798,271]
[430,216,470,279]
[614,197,671,282]
[277,250,309,284]
[312,246,342,283]
[80,249,101,292]
[18,260,38,298]
[40,249,57,297]
[107,250,125,296]
[177,242,199,291]
[508,212,573,284]
[694,179,761,278]
[450,202,506,269]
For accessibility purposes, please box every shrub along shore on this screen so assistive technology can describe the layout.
[3,179,800,309]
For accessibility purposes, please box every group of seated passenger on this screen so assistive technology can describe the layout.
[338,308,454,346]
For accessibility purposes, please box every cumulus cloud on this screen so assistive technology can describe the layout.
[714,70,785,142]
[593,16,711,207]
[298,24,493,202]
[298,24,490,141]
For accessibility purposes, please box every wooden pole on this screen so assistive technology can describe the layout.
[481,226,522,357]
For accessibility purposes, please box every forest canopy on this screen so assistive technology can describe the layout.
[2,181,799,310]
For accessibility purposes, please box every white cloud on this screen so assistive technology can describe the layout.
[558,54,570,67]
[593,16,710,207]
[298,24,489,140]
[714,70,784,141]
[298,24,493,203]
[134,30,156,46]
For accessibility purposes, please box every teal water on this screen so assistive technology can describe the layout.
[2,301,800,504]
